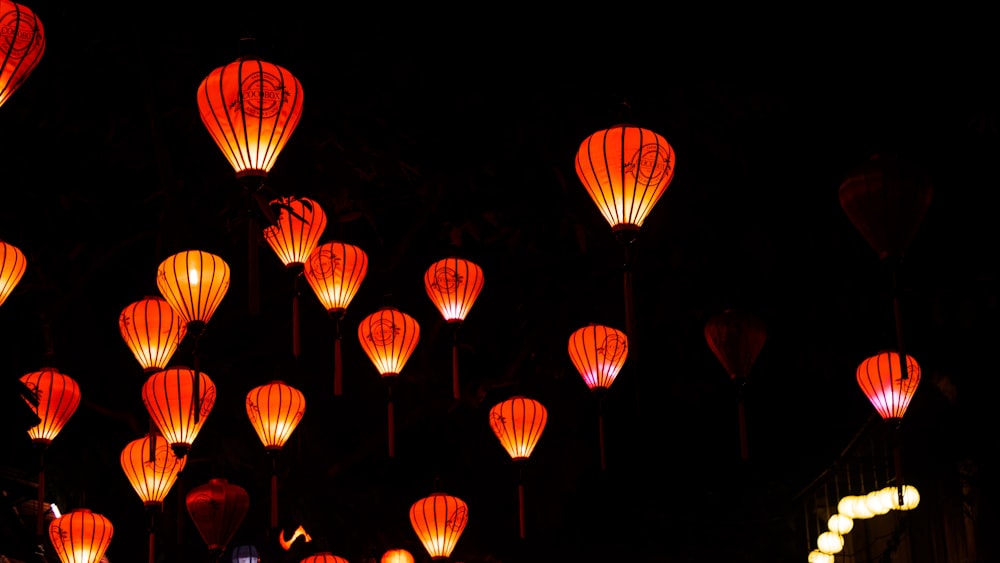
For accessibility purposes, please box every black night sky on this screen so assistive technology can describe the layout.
[1,4,998,563]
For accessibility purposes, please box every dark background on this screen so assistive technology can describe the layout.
[1,3,997,562]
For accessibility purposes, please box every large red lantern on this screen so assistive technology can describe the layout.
[120,432,187,507]
[359,307,420,458]
[246,380,306,529]
[303,240,368,396]
[568,324,628,471]
[424,257,484,400]
[300,554,349,563]
[0,239,26,308]
[489,396,547,539]
[409,492,468,560]
[186,478,250,555]
[856,351,921,421]
[142,367,216,458]
[156,250,230,337]
[48,508,113,563]
[0,0,45,109]
[381,549,414,563]
[19,367,80,446]
[119,296,187,373]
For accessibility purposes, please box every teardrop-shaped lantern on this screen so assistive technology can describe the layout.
[156,250,230,337]
[704,309,767,382]
[575,124,676,237]
[839,153,933,262]
[0,1,45,109]
[142,367,216,458]
[186,478,250,554]
[489,396,547,461]
[300,554,349,563]
[120,432,187,507]
[856,351,920,421]
[358,307,420,377]
[0,239,27,308]
[197,51,303,180]
[19,367,81,446]
[263,196,327,269]
[424,257,484,323]
[246,380,305,451]
[303,241,368,315]
[381,549,414,563]
[816,531,844,555]
[409,492,468,560]
[119,296,188,373]
[567,324,629,391]
[48,508,113,563]
[231,545,259,563]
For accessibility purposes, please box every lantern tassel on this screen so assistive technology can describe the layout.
[292,278,301,360]
[147,506,157,563]
[737,390,749,462]
[517,462,527,539]
[451,324,461,400]
[387,380,396,459]
[597,392,607,472]
[35,448,45,538]
[333,315,343,396]
[249,197,260,317]
[270,457,279,530]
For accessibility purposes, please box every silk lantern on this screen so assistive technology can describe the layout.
[568,323,627,472]
[48,509,113,563]
[856,351,920,421]
[246,380,305,529]
[120,432,187,508]
[156,250,230,338]
[424,257,484,399]
[359,306,419,458]
[0,239,27,307]
[142,367,216,458]
[119,296,187,373]
[186,478,250,555]
[381,549,414,563]
[0,0,45,109]
[489,396,547,538]
[20,367,80,447]
[409,492,468,560]
[300,554,349,563]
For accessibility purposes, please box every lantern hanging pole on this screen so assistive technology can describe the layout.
[193,334,202,424]
[737,382,749,462]
[269,451,279,530]
[292,271,302,360]
[147,505,157,563]
[890,263,909,381]
[387,378,396,459]
[451,322,461,400]
[247,188,261,317]
[517,460,527,539]
[596,390,607,472]
[619,235,638,345]
[332,311,344,396]
[35,445,47,538]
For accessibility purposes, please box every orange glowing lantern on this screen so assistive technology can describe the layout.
[424,257,484,400]
[119,296,187,373]
[120,432,187,508]
[409,492,468,560]
[359,307,419,458]
[48,508,113,563]
[856,351,920,421]
[0,240,27,308]
[186,478,250,555]
[142,367,216,458]
[19,367,80,446]
[156,250,230,337]
[247,380,305,529]
[489,396,547,539]
[0,0,45,109]
[568,324,628,391]
[381,549,414,563]
[300,554,349,563]
[303,240,368,396]
[263,196,327,268]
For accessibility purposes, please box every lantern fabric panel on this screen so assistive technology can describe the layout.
[856,351,920,420]
[19,368,81,445]
[156,250,230,328]
[185,478,250,553]
[119,297,187,373]
[358,307,420,376]
[380,549,414,563]
[424,257,484,322]
[703,309,767,381]
[246,380,306,451]
[303,241,368,314]
[263,196,327,268]
[0,0,45,109]
[567,324,629,390]
[409,492,468,560]
[119,432,187,507]
[574,124,675,233]
[0,240,27,307]
[197,56,303,178]
[489,396,547,460]
[48,508,113,563]
[142,368,216,455]
[300,554,349,563]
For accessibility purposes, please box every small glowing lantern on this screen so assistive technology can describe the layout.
[263,196,327,268]
[119,296,187,373]
[808,550,835,563]
[0,240,27,308]
[300,554,349,563]
[186,478,250,555]
[489,396,547,539]
[142,367,216,458]
[19,368,80,446]
[864,489,892,515]
[359,307,420,458]
[827,513,854,535]
[568,323,628,391]
[303,240,368,396]
[856,351,920,421]
[247,380,306,529]
[381,549,414,563]
[816,531,844,554]
[156,250,230,337]
[48,508,113,563]
[120,432,187,507]
[424,257,484,399]
[232,545,259,563]
[836,496,858,519]
[0,0,45,109]
[409,492,468,560]
[886,484,920,510]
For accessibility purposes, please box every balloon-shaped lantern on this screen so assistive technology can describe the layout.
[409,492,468,560]
[186,478,250,556]
[575,123,675,342]
[120,432,187,508]
[303,241,368,396]
[246,380,305,529]
[358,306,420,458]
[856,351,920,422]
[424,257,484,400]
[142,367,216,458]
[704,308,767,461]
[48,508,113,563]
[300,554,349,563]
[0,240,27,308]
[119,296,187,374]
[489,396,547,539]
[567,323,628,472]
[20,367,80,447]
[0,0,45,109]
[381,549,414,563]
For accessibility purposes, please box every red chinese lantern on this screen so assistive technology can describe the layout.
[704,309,767,461]
[303,241,368,396]
[568,324,628,471]
[381,549,414,563]
[120,432,187,507]
[119,296,187,374]
[409,492,468,560]
[0,239,26,308]
[142,367,216,458]
[246,380,306,529]
[300,554,349,563]
[359,307,419,458]
[156,250,230,337]
[19,367,80,446]
[0,0,45,109]
[856,351,921,421]
[424,257,484,399]
[48,508,113,563]
[186,478,250,555]
[264,196,327,269]
[489,396,547,539]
